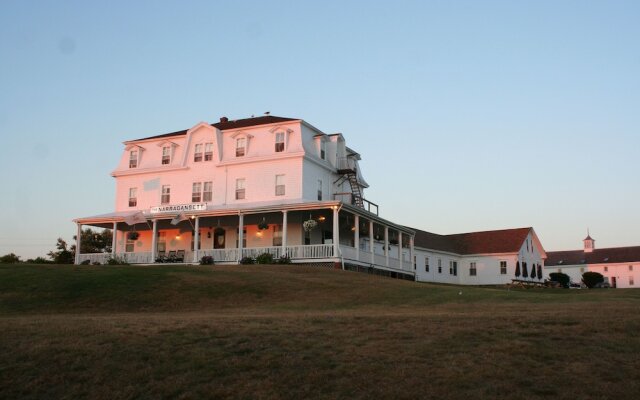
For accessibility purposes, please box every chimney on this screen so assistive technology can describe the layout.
[220,116,229,123]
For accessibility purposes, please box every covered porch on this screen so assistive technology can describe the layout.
[74,201,415,276]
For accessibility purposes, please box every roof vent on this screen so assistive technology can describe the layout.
[220,116,229,123]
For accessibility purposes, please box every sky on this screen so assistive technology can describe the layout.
[1,0,639,259]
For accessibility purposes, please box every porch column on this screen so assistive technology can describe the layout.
[369,220,375,265]
[112,221,117,257]
[75,223,82,264]
[410,235,415,272]
[193,217,200,263]
[384,226,389,267]
[281,211,288,254]
[151,219,158,262]
[238,213,244,262]
[354,214,359,260]
[398,231,403,267]
[332,206,339,257]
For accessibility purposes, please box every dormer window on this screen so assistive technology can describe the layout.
[161,146,171,165]
[204,143,213,161]
[129,150,138,168]
[194,144,203,162]
[275,132,285,152]
[320,141,326,160]
[236,138,246,157]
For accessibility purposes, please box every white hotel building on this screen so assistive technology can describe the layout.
[74,115,546,284]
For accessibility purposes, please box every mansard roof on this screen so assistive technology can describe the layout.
[132,115,299,142]
[545,246,640,266]
[412,227,532,255]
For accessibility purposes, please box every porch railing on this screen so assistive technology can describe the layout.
[77,253,111,264]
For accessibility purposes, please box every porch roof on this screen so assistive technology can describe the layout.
[74,200,414,235]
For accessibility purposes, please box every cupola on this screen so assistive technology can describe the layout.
[583,231,595,253]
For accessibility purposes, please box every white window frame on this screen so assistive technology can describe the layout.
[203,181,213,202]
[128,187,137,207]
[275,132,285,152]
[125,236,135,253]
[470,262,477,276]
[500,260,507,275]
[320,140,326,160]
[194,143,203,162]
[235,178,245,200]
[450,260,457,276]
[192,182,202,203]
[438,259,442,274]
[275,174,285,196]
[236,138,246,157]
[204,142,213,161]
[161,185,171,204]
[129,150,138,168]
[317,179,323,201]
[425,257,430,272]
[161,146,171,165]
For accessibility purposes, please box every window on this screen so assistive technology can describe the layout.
[203,181,213,202]
[194,144,203,162]
[162,146,171,165]
[235,178,245,200]
[125,236,135,253]
[204,143,213,161]
[630,276,635,286]
[320,141,326,160]
[192,182,202,203]
[273,225,283,246]
[450,261,457,276]
[580,267,585,273]
[275,132,285,152]
[129,150,138,168]
[438,259,442,274]
[629,265,634,271]
[161,185,170,204]
[425,257,430,272]
[317,180,323,201]
[128,188,137,207]
[500,261,507,275]
[470,262,477,276]
[236,138,246,157]
[157,232,166,252]
[275,175,285,196]
[604,266,608,272]
[414,255,417,270]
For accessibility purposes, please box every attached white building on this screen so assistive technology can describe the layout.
[412,227,547,285]
[545,235,640,288]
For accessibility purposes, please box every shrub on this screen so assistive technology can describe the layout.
[549,272,570,288]
[92,261,102,265]
[255,253,274,264]
[582,271,604,288]
[277,255,292,264]
[106,256,129,265]
[80,260,91,265]
[200,256,214,265]
[239,256,254,265]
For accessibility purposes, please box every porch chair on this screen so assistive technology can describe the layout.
[167,250,177,263]
[175,250,185,263]
[155,250,167,263]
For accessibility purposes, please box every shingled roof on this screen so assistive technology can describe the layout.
[132,115,299,141]
[545,246,640,266]
[411,227,532,255]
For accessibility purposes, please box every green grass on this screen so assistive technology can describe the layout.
[1,264,640,399]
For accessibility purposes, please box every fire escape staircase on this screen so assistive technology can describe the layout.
[336,157,364,208]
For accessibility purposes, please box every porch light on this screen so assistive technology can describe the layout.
[318,216,326,222]
[176,234,181,240]
[256,230,263,237]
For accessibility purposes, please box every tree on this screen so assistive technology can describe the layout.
[522,262,529,278]
[530,263,537,279]
[537,264,543,280]
[515,261,521,278]
[549,272,570,288]
[582,271,605,288]
[48,238,74,264]
[74,228,113,254]
[0,253,21,264]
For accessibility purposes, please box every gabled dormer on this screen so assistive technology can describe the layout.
[124,144,145,169]
[156,140,179,166]
[182,122,221,165]
[231,130,254,158]
[269,125,294,153]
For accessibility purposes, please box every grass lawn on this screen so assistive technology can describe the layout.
[1,264,640,399]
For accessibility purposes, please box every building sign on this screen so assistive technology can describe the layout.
[150,203,207,214]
